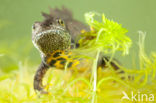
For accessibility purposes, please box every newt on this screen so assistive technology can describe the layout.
[32,7,119,94]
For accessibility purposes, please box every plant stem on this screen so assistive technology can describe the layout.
[91,49,100,103]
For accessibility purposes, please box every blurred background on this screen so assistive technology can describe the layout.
[0,0,156,72]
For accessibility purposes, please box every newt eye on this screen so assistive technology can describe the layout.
[32,25,35,30]
[49,22,52,25]
[57,19,64,26]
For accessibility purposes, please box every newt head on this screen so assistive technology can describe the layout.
[32,14,71,56]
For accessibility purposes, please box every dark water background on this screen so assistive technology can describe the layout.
[0,0,156,72]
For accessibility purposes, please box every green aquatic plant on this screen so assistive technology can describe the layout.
[119,31,156,87]
[77,12,132,102]
[78,12,131,55]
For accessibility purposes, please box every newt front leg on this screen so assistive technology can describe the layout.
[34,62,49,94]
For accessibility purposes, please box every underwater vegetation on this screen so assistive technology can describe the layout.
[0,12,156,103]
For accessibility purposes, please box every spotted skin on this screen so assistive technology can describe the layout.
[45,50,81,70]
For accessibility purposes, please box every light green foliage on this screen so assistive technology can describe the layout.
[79,12,131,55]
[120,31,156,88]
